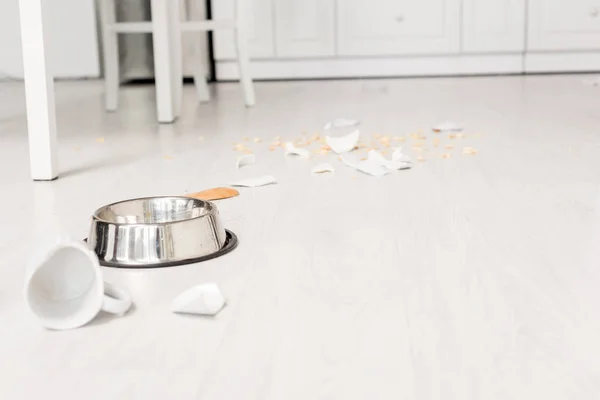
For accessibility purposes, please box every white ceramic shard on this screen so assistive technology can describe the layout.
[284,142,310,158]
[391,147,410,162]
[341,154,389,177]
[171,283,225,316]
[325,130,360,154]
[236,154,255,169]
[229,175,277,187]
[323,118,360,130]
[368,150,412,170]
[433,121,462,132]
[311,163,335,174]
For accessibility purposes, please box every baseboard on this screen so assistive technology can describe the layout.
[215,54,524,80]
[525,52,600,73]
[216,52,600,80]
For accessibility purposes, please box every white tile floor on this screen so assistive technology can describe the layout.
[3,75,600,399]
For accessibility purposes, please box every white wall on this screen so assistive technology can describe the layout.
[0,0,100,79]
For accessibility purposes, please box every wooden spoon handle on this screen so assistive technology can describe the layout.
[186,187,240,201]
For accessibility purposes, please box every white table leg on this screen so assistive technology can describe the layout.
[18,0,58,180]
[150,0,182,124]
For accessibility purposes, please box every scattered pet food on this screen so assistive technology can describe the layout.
[236,154,256,169]
[171,283,226,316]
[253,137,262,143]
[463,147,479,155]
[229,175,277,187]
[95,137,105,143]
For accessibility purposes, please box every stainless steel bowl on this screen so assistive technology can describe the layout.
[88,196,227,268]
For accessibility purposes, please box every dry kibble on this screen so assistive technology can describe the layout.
[360,156,367,161]
[95,137,105,143]
[441,153,452,159]
[444,144,454,150]
[253,137,262,143]
[269,146,276,152]
[463,147,478,155]
[243,149,253,154]
[243,137,249,141]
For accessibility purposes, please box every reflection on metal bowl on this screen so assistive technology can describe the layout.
[88,197,227,268]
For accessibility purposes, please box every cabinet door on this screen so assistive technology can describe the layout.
[528,0,600,50]
[212,0,274,60]
[275,0,335,57]
[337,0,460,56]
[462,0,525,52]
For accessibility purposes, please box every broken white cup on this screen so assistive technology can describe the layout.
[236,154,256,169]
[323,118,360,130]
[368,149,412,170]
[341,154,389,177]
[25,241,132,330]
[326,130,360,154]
[171,283,226,316]
[284,142,310,158]
[229,175,277,187]
[311,163,335,174]
[433,121,462,132]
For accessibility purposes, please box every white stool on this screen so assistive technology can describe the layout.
[99,0,255,122]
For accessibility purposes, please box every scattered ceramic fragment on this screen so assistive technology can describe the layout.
[341,154,389,177]
[326,130,360,154]
[236,154,255,169]
[433,121,462,132]
[311,163,335,174]
[284,142,310,158]
[229,175,277,187]
[171,283,226,316]
[324,118,360,130]
[367,149,412,170]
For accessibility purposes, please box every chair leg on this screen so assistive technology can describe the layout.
[190,33,211,102]
[99,0,119,112]
[234,26,255,107]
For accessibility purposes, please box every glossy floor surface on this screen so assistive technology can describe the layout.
[2,76,600,399]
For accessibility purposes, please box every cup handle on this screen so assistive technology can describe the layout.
[102,282,132,317]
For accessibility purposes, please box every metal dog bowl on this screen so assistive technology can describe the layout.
[87,196,237,268]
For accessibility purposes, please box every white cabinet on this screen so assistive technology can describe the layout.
[274,0,335,57]
[528,0,600,50]
[212,0,274,60]
[337,0,461,56]
[462,0,526,52]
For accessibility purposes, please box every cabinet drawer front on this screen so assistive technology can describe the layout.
[275,0,335,57]
[338,0,460,56]
[529,0,600,50]
[212,0,275,60]
[462,0,526,52]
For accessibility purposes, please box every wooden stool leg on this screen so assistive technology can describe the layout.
[100,0,119,111]
[234,0,255,107]
[18,0,59,180]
